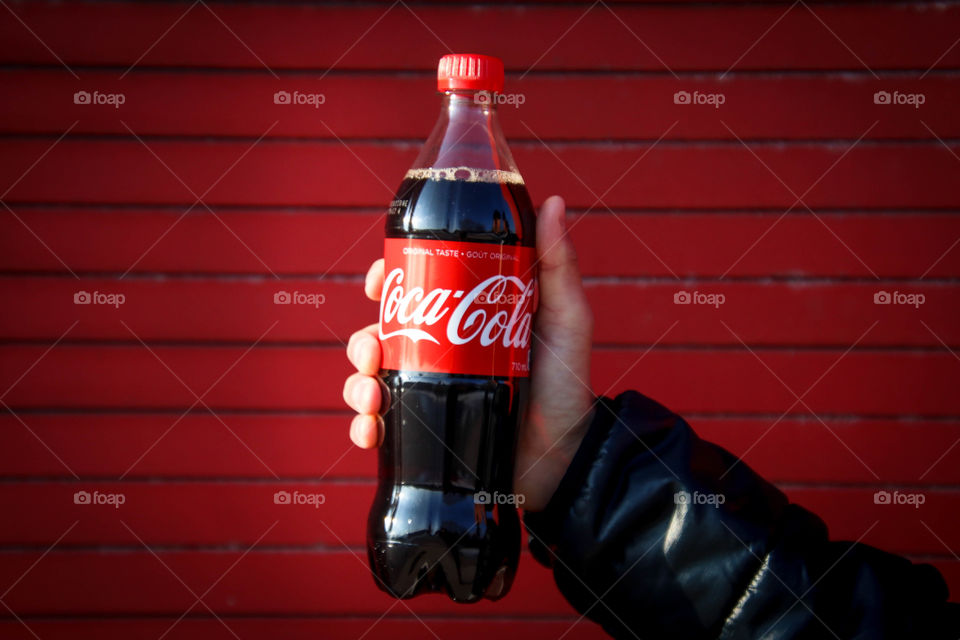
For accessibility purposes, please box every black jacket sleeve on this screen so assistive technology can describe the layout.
[523,391,959,640]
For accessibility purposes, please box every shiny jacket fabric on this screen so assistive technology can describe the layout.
[524,391,960,639]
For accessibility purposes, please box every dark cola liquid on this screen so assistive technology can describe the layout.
[367,171,536,602]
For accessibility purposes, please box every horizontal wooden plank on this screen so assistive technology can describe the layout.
[1,3,958,71]
[1,277,957,346]
[0,209,386,277]
[1,483,958,556]
[786,488,960,556]
[1,415,958,485]
[2,210,959,278]
[0,413,371,479]
[695,418,960,485]
[569,212,960,279]
[0,345,354,411]
[1,346,958,416]
[0,482,374,547]
[591,349,960,417]
[3,141,960,210]
[3,71,958,140]
[588,282,960,346]
[0,278,376,344]
[0,551,575,616]
[0,618,607,640]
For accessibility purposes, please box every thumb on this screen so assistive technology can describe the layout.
[535,195,592,332]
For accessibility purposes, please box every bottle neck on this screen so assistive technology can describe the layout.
[410,90,519,176]
[437,91,498,169]
[443,90,498,116]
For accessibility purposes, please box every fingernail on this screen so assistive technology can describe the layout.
[556,202,566,231]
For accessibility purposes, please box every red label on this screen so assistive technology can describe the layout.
[379,238,537,377]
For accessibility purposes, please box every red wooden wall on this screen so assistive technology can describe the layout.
[1,1,959,638]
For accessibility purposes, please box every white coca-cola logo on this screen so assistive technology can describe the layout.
[379,268,534,349]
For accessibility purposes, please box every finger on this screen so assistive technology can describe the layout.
[342,372,383,415]
[350,413,383,449]
[365,259,385,301]
[535,195,591,327]
[346,323,381,375]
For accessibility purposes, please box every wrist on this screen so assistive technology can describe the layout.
[522,402,596,512]
[554,403,595,467]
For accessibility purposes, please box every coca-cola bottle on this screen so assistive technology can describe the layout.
[367,54,536,602]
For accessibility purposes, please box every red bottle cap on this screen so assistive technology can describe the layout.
[437,54,504,93]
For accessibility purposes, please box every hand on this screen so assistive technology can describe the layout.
[342,195,595,511]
